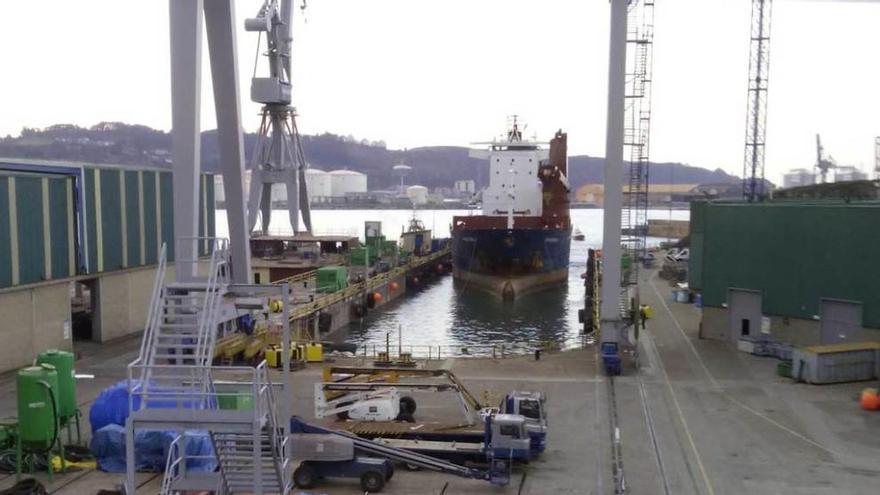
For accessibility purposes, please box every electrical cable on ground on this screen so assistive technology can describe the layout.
[0,478,48,495]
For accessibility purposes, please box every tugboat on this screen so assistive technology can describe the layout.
[573,228,586,241]
[451,119,572,299]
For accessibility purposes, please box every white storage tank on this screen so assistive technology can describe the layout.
[305,168,332,199]
[329,169,367,197]
[406,185,429,205]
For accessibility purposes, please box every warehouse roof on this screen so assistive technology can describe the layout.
[0,156,181,174]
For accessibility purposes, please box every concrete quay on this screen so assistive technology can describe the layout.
[0,268,877,494]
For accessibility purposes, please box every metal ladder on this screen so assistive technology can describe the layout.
[620,0,655,322]
[127,238,292,495]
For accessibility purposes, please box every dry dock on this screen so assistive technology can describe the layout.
[0,267,878,494]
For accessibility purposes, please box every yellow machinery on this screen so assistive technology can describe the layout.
[305,343,323,363]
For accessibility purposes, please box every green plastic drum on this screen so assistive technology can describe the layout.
[16,364,59,450]
[36,349,76,420]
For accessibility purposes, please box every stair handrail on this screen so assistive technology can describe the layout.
[202,239,229,368]
[257,361,290,493]
[193,238,229,372]
[132,243,168,387]
[160,434,183,495]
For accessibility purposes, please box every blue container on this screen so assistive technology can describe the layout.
[695,293,703,307]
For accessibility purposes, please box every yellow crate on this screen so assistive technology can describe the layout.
[305,343,323,363]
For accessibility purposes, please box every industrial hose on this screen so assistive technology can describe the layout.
[0,478,48,495]
[35,381,59,457]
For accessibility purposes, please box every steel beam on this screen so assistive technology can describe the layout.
[600,0,629,353]
[205,0,252,283]
[169,0,203,281]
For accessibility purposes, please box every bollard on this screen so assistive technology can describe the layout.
[534,349,541,361]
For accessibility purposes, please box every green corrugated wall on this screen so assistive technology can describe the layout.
[125,170,140,266]
[142,171,159,265]
[0,174,75,288]
[689,201,880,329]
[79,166,216,274]
[16,177,45,284]
[48,178,71,279]
[0,165,215,288]
[159,172,175,260]
[0,178,11,287]
[99,169,124,271]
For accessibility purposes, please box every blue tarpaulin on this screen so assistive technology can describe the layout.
[91,424,217,473]
[89,380,216,473]
[89,379,204,432]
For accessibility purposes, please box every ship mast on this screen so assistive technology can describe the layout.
[505,116,521,229]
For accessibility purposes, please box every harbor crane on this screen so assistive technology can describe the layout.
[600,0,655,374]
[245,0,313,236]
[815,134,837,184]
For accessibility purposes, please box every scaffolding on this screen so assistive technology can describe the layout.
[743,0,773,201]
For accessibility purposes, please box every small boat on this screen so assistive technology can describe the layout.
[573,228,585,241]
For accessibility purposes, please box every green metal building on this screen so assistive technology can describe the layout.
[0,159,215,289]
[689,200,880,345]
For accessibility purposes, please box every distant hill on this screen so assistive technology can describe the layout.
[1,123,740,189]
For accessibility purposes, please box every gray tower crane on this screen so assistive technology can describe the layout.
[245,0,312,236]
[874,137,879,179]
[815,134,837,183]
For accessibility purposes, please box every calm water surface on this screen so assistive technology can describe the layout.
[216,208,689,353]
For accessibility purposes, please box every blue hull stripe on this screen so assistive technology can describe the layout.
[452,228,571,276]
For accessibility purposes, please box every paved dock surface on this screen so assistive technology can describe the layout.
[0,268,878,494]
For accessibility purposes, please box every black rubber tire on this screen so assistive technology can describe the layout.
[336,401,354,420]
[397,411,415,423]
[399,396,417,415]
[361,470,386,492]
[294,463,317,489]
[403,462,421,471]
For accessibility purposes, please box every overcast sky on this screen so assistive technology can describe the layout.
[0,0,877,184]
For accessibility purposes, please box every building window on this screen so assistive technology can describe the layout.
[254,272,261,284]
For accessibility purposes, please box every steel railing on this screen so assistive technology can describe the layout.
[286,246,451,321]
[135,243,168,385]
[127,362,273,416]
[160,434,183,495]
[258,362,290,491]
[354,337,591,360]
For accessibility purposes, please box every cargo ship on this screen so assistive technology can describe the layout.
[452,121,572,299]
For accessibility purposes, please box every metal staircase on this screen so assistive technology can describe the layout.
[620,0,655,322]
[126,237,292,495]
